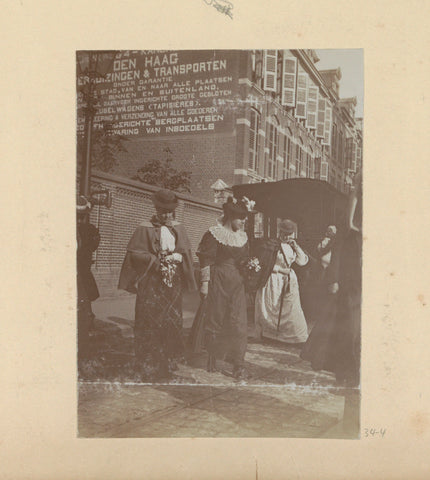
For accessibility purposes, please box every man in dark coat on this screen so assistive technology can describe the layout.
[77,196,100,359]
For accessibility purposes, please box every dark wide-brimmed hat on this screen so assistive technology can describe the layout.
[222,196,248,220]
[151,189,179,212]
[279,219,297,235]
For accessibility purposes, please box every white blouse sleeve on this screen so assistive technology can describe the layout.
[294,244,309,266]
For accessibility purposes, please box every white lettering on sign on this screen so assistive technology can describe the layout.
[77,51,238,136]
[153,60,227,77]
[113,59,137,71]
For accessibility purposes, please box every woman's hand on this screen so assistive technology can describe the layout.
[328,282,339,294]
[287,239,298,251]
[200,281,209,298]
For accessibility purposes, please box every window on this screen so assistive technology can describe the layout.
[332,123,338,160]
[253,50,264,88]
[351,141,357,171]
[346,137,353,169]
[266,121,278,179]
[357,146,362,170]
[295,143,300,175]
[310,156,315,178]
[314,157,321,179]
[282,135,291,179]
[248,108,260,172]
[306,153,311,177]
[320,161,328,181]
[338,130,344,166]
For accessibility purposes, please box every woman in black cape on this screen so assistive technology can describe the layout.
[301,171,362,387]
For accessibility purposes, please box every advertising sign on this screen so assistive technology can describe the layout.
[77,50,239,137]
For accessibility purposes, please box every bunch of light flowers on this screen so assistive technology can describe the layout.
[246,257,261,273]
[159,252,179,288]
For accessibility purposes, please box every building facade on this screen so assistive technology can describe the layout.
[77,49,363,203]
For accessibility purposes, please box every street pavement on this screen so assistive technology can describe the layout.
[78,293,359,438]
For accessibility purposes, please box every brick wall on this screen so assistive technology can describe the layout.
[86,171,222,298]
[113,133,238,204]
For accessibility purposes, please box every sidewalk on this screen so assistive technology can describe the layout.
[78,294,358,438]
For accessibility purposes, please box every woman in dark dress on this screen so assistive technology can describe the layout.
[118,189,197,380]
[197,197,250,380]
[301,171,362,387]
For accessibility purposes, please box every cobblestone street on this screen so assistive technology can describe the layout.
[78,294,359,438]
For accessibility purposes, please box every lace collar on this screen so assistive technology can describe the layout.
[209,224,248,248]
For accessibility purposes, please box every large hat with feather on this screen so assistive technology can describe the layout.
[222,196,249,220]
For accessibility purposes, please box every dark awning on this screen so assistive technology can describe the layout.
[232,178,346,219]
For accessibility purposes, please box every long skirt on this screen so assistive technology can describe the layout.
[255,269,309,343]
[134,268,184,378]
[205,263,248,368]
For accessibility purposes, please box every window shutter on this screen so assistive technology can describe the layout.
[317,96,326,138]
[295,73,308,119]
[306,85,318,129]
[263,50,277,92]
[281,52,297,107]
[322,99,332,146]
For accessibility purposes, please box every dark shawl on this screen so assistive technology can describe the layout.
[251,238,282,290]
[118,220,197,294]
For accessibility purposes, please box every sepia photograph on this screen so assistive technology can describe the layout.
[3,0,430,477]
[76,49,363,438]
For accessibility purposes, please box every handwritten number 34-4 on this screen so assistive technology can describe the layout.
[364,428,386,438]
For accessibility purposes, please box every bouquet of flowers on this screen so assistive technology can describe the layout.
[246,257,261,273]
[241,256,262,292]
[159,252,181,288]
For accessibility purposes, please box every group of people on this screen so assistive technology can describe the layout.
[115,172,361,386]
